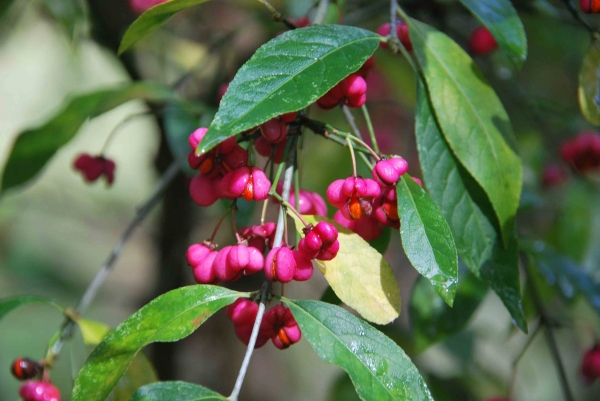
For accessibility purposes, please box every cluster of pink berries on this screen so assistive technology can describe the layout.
[377,21,413,51]
[317,73,368,110]
[188,128,268,206]
[327,157,410,241]
[72,154,115,185]
[226,299,301,350]
[560,131,600,173]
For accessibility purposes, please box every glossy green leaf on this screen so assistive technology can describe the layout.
[0,295,63,322]
[74,318,111,346]
[130,381,227,401]
[290,214,401,325]
[113,353,158,401]
[199,25,380,154]
[527,241,600,314]
[285,299,433,401]
[71,285,246,401]
[1,82,177,192]
[119,0,212,54]
[459,0,527,66]
[415,81,527,332]
[396,175,458,306]
[405,17,522,246]
[410,273,486,352]
[579,43,600,126]
[328,373,361,401]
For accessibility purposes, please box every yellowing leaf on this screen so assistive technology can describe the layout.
[579,43,600,126]
[290,214,401,325]
[75,318,111,346]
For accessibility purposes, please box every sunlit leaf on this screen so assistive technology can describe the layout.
[415,80,526,332]
[119,0,212,54]
[1,82,178,192]
[459,0,527,66]
[290,214,401,325]
[405,16,522,247]
[130,381,227,401]
[285,299,433,401]
[396,175,458,306]
[72,285,246,401]
[579,43,600,126]
[74,317,110,346]
[199,25,380,154]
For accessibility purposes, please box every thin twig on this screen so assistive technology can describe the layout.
[342,106,363,140]
[48,162,180,359]
[560,0,598,37]
[313,0,330,25]
[509,321,542,398]
[361,104,380,155]
[523,254,575,401]
[347,137,357,177]
[229,144,296,400]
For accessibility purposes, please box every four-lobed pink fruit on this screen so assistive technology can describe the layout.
[326,176,381,220]
[19,381,60,401]
[73,154,116,185]
[297,221,340,261]
[376,22,413,51]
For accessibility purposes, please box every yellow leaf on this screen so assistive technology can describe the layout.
[290,214,402,324]
[579,43,600,126]
[76,318,110,346]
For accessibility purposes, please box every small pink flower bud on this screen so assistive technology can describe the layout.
[188,128,208,150]
[265,247,296,283]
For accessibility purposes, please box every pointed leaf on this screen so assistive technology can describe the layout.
[405,17,522,246]
[74,318,111,346]
[113,353,158,401]
[1,82,178,192]
[410,273,486,352]
[578,43,600,126]
[415,80,527,332]
[199,25,380,154]
[130,381,227,401]
[119,0,212,54]
[396,175,458,306]
[285,299,433,401]
[0,295,63,322]
[459,0,527,66]
[290,214,401,325]
[72,285,246,401]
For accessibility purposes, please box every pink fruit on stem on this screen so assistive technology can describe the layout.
[297,222,340,261]
[376,22,412,51]
[73,153,116,185]
[372,157,409,186]
[581,345,600,383]
[260,119,288,143]
[265,247,297,283]
[470,26,498,55]
[263,305,302,349]
[19,381,61,401]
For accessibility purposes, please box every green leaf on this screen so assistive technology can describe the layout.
[526,241,600,314]
[71,285,246,401]
[579,43,600,126]
[328,373,361,401]
[320,286,342,306]
[285,299,433,401]
[415,80,527,332]
[199,25,380,154]
[0,295,63,322]
[410,273,486,352]
[459,0,527,66]
[1,82,178,192]
[405,16,522,247]
[130,381,227,401]
[119,0,212,54]
[74,318,111,346]
[396,175,458,306]
[368,225,392,255]
[113,353,158,401]
[290,214,401,325]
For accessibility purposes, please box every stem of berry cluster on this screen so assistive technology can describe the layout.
[522,254,575,401]
[46,161,180,362]
[100,112,151,155]
[229,147,296,401]
[361,105,380,155]
[509,322,542,398]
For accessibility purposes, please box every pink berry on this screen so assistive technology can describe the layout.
[357,56,375,78]
[412,177,423,187]
[220,167,271,201]
[217,83,229,103]
[19,381,61,401]
[73,153,116,185]
[255,136,287,163]
[377,22,412,51]
[297,222,340,261]
[372,157,409,186]
[213,246,242,282]
[227,244,264,275]
[373,187,400,229]
[265,247,296,283]
[129,0,167,13]
[582,345,600,383]
[333,210,383,242]
[226,299,272,348]
[260,119,288,143]
[316,91,341,110]
[263,305,301,350]
[187,243,218,284]
[542,164,568,187]
[189,174,218,207]
[239,222,276,253]
[470,26,498,55]
[188,128,208,150]
[560,131,600,173]
[292,250,313,281]
[279,111,298,124]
